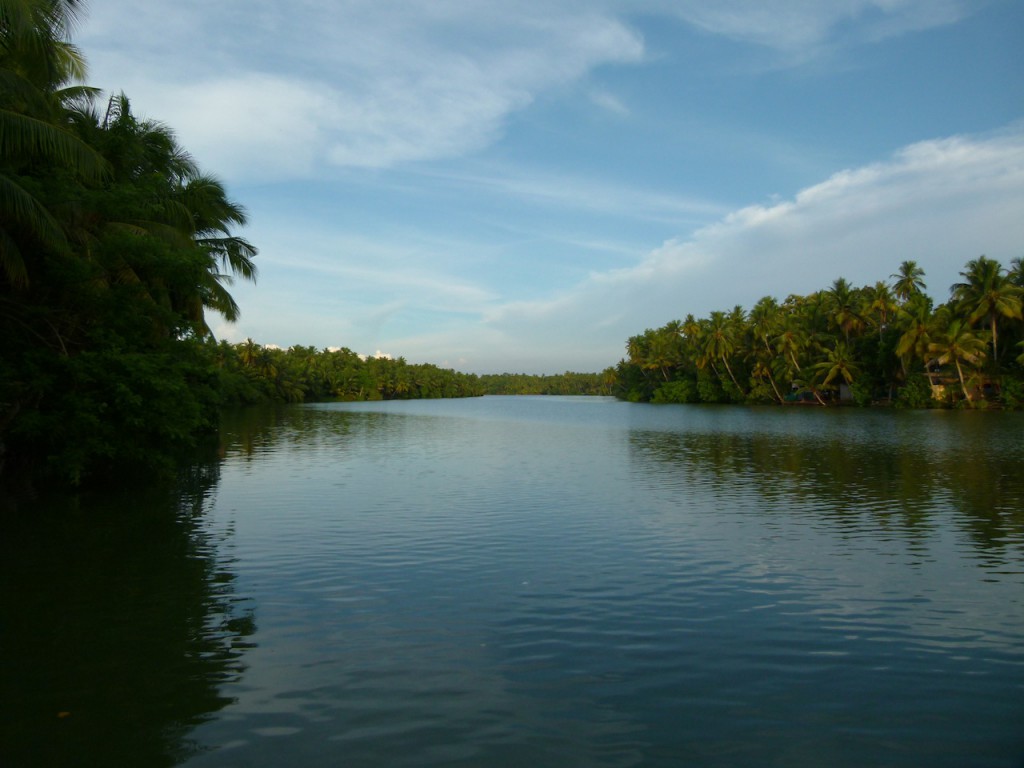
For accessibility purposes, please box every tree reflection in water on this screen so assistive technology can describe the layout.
[627,413,1024,567]
[0,462,255,767]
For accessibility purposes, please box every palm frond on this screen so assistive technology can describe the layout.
[0,107,108,179]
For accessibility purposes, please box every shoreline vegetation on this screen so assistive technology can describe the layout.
[2,4,1021,490]
[612,258,1024,409]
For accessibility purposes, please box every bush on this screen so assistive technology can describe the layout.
[4,342,222,486]
[895,374,933,409]
[697,369,728,403]
[999,377,1024,409]
[652,378,699,404]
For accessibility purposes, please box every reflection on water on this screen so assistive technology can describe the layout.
[0,463,255,767]
[626,408,1024,567]
[4,399,1024,767]
[180,399,1024,767]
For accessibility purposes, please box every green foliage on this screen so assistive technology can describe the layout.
[478,371,611,396]
[211,342,485,405]
[894,374,933,409]
[697,369,728,403]
[651,378,698,404]
[616,256,1024,410]
[4,341,221,485]
[744,377,777,405]
[1000,376,1024,410]
[0,8,255,488]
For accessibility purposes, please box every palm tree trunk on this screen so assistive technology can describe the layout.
[991,315,999,364]
[955,359,972,402]
[721,356,741,392]
[767,371,784,404]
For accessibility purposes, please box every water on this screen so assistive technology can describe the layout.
[3,397,1023,767]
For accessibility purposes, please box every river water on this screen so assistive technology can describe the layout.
[3,396,1023,767]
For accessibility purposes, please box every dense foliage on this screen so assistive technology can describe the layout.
[213,342,484,403]
[0,0,264,484]
[614,258,1024,408]
[477,371,614,396]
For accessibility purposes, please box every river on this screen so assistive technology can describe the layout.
[3,396,1023,767]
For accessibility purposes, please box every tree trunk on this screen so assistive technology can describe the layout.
[955,359,972,402]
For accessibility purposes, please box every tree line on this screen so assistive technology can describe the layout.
[613,258,1024,408]
[477,371,613,396]
[214,342,483,403]
[209,346,614,402]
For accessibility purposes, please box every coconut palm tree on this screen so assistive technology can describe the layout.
[864,280,897,339]
[702,310,743,393]
[1,0,107,286]
[82,94,257,334]
[773,315,808,375]
[891,260,926,303]
[811,342,861,401]
[894,293,937,384]
[950,255,1023,366]
[825,277,865,343]
[1009,257,1023,288]
[748,296,784,402]
[928,316,988,402]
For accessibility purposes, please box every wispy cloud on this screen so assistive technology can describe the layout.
[410,165,729,224]
[660,0,972,52]
[79,1,981,181]
[81,1,645,179]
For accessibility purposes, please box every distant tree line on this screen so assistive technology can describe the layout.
[214,342,484,403]
[613,257,1024,408]
[477,371,614,396]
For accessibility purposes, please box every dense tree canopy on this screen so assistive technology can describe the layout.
[613,257,1024,409]
[0,1,261,485]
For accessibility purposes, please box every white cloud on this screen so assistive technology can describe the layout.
[80,1,644,180]
[77,1,980,181]
[446,128,1024,372]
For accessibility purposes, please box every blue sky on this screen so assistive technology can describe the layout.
[78,1,1024,373]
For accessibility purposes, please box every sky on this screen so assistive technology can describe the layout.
[76,1,1024,374]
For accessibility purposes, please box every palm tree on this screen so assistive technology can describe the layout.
[773,315,808,375]
[894,293,937,384]
[702,310,743,393]
[891,260,926,302]
[825,277,865,343]
[1008,256,1022,286]
[748,296,784,402]
[84,94,257,334]
[864,281,897,339]
[928,317,987,402]
[950,256,1023,365]
[812,342,861,400]
[1,0,108,286]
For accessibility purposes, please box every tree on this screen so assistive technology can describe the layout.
[950,256,1023,366]
[825,277,865,343]
[891,260,926,302]
[894,293,937,384]
[928,316,987,403]
[812,342,860,391]
[864,281,897,339]
[701,310,743,394]
[87,94,258,335]
[748,297,784,402]
[1,0,108,286]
